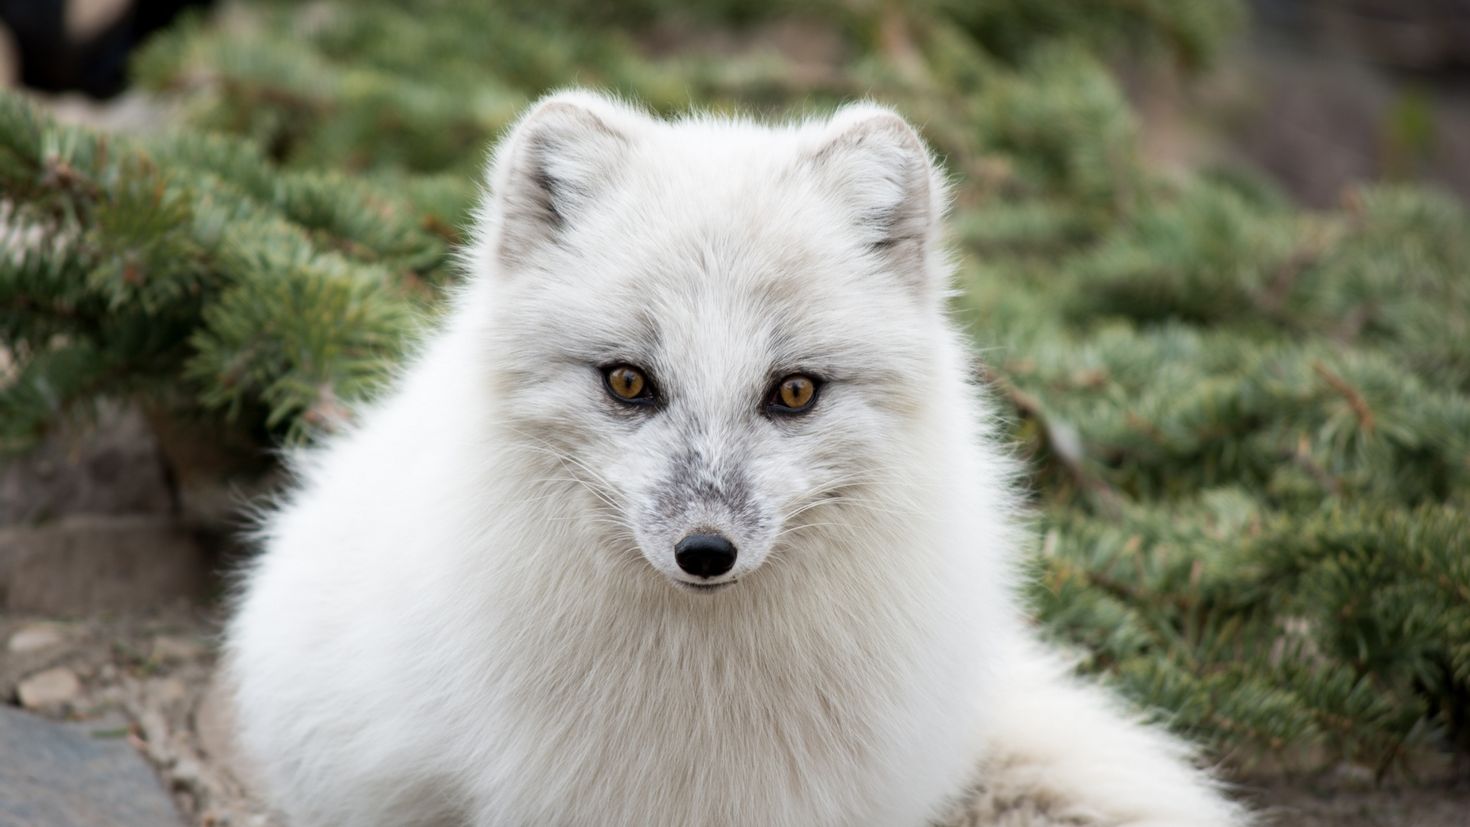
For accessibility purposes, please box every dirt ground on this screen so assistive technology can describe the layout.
[2,611,1466,827]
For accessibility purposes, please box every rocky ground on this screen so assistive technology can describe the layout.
[1,611,274,827]
[3,610,1468,827]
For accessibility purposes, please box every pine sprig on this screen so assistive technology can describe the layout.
[0,93,446,446]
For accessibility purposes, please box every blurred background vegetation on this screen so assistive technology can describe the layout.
[1,0,1467,783]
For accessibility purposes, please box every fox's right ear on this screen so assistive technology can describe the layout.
[482,91,639,270]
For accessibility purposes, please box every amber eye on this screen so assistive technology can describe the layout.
[768,374,820,414]
[604,364,654,405]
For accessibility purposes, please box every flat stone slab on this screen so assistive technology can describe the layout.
[0,514,208,615]
[0,706,184,827]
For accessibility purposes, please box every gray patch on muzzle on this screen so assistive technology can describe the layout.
[650,446,765,535]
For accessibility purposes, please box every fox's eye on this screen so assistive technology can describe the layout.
[604,364,655,405]
[767,374,820,415]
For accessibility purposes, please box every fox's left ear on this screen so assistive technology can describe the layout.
[805,105,947,295]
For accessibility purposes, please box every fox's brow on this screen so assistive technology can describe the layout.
[568,311,663,366]
[764,332,909,386]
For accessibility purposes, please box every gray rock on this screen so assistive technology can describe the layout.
[0,706,185,826]
[0,404,173,526]
[0,515,208,615]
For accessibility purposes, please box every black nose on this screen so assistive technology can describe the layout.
[674,533,737,578]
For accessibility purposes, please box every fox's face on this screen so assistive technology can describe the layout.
[474,92,951,593]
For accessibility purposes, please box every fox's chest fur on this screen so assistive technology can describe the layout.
[445,506,991,827]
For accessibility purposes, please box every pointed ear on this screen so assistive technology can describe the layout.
[804,105,945,293]
[483,91,640,270]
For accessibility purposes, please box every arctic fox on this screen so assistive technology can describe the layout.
[227,91,1249,827]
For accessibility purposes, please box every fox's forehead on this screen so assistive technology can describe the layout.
[483,93,945,395]
[545,191,903,316]
[505,229,923,406]
[594,150,834,242]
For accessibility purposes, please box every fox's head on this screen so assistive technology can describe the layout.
[470,90,963,595]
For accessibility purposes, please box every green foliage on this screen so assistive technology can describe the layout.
[2,0,1466,777]
[956,170,1470,770]
[933,0,1242,70]
[0,93,446,446]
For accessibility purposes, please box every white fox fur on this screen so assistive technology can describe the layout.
[227,91,1249,827]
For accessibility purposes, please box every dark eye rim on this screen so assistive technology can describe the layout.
[764,373,823,416]
[601,363,660,407]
